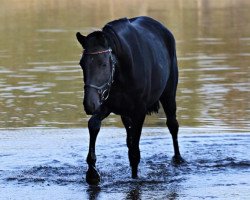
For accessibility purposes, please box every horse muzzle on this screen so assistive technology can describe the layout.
[83,89,101,115]
[84,100,101,115]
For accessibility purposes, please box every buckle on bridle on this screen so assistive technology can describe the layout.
[101,88,109,101]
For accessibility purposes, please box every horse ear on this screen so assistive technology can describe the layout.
[76,32,86,48]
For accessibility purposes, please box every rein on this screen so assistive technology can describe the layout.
[83,48,116,102]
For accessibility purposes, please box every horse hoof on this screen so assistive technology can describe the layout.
[172,155,186,165]
[86,167,100,185]
[131,168,138,179]
[132,174,138,179]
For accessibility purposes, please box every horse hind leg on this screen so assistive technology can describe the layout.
[160,90,185,164]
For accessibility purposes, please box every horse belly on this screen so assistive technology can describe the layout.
[105,92,136,116]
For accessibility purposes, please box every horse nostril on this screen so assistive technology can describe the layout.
[83,99,99,115]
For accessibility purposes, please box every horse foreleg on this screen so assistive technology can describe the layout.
[86,109,110,185]
[121,114,145,179]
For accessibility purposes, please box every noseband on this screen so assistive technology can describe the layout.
[83,48,116,102]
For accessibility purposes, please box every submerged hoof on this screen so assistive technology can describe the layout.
[132,174,139,179]
[86,166,100,185]
[131,167,138,179]
[172,155,186,165]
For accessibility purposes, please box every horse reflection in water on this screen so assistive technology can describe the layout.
[76,16,184,185]
[86,184,180,200]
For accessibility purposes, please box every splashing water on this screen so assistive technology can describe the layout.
[0,128,249,199]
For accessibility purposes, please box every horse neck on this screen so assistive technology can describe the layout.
[102,27,134,88]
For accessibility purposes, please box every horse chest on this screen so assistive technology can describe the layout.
[105,91,140,116]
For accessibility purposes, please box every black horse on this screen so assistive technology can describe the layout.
[76,16,184,185]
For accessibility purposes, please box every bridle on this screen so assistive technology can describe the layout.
[83,48,116,102]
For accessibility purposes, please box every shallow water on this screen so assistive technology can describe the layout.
[0,0,249,129]
[0,128,249,199]
[0,1,250,199]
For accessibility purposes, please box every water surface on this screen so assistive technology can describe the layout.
[0,1,250,198]
[0,128,249,199]
[0,0,249,130]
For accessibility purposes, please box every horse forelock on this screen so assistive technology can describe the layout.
[84,31,108,49]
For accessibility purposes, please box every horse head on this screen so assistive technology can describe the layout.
[76,31,115,115]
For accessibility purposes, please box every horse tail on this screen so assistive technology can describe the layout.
[164,28,179,92]
[158,28,179,119]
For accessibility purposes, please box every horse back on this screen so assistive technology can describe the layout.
[103,16,178,115]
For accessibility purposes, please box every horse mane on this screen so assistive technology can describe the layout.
[102,18,129,56]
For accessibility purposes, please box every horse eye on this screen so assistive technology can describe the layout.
[101,63,107,67]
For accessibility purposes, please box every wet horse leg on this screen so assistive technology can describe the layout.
[121,114,145,178]
[160,93,184,164]
[86,109,110,185]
